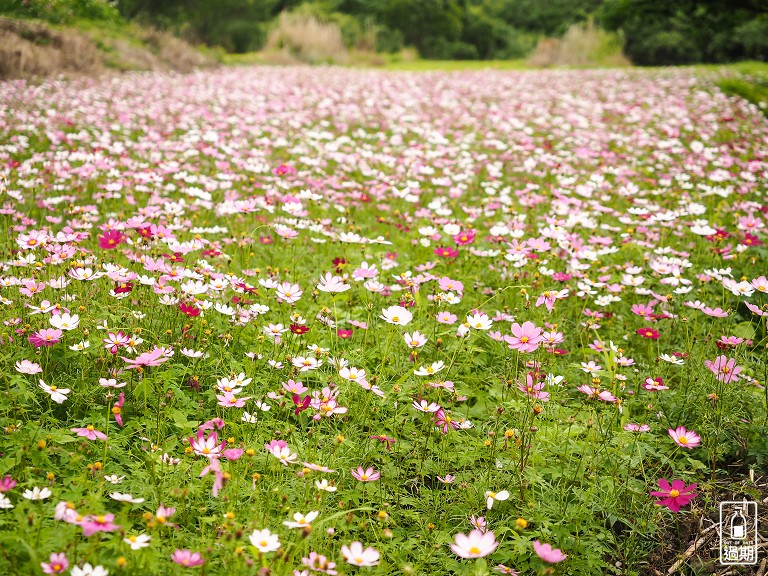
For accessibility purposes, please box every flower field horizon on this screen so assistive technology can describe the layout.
[0,66,767,575]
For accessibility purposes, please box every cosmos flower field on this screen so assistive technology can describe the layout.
[0,66,767,575]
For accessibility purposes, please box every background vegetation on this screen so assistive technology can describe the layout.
[1,0,766,64]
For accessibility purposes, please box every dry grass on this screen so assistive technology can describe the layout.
[528,20,630,68]
[0,17,102,78]
[264,12,348,64]
[0,17,215,79]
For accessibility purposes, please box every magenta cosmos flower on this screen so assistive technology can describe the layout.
[703,355,742,383]
[650,478,697,512]
[98,229,124,249]
[668,426,701,449]
[533,540,567,563]
[636,327,660,340]
[29,328,62,348]
[172,549,205,567]
[504,321,543,353]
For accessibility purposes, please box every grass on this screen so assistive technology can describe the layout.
[0,61,767,576]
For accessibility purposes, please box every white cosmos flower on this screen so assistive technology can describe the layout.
[109,492,145,504]
[123,534,151,550]
[283,510,319,529]
[23,487,51,500]
[39,380,70,404]
[380,306,413,326]
[414,361,445,376]
[315,479,337,492]
[249,528,281,553]
[485,489,509,509]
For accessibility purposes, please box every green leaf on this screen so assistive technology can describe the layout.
[732,321,756,340]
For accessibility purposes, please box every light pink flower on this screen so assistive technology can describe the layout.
[80,513,120,536]
[450,529,498,558]
[341,542,380,566]
[668,426,701,449]
[504,321,543,353]
[350,466,380,482]
[71,425,107,441]
[171,549,205,568]
[703,355,742,383]
[533,540,567,563]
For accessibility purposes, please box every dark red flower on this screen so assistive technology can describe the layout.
[337,329,353,339]
[369,435,397,451]
[332,257,347,273]
[290,324,309,335]
[742,233,763,247]
[114,282,133,294]
[292,393,311,415]
[179,302,200,317]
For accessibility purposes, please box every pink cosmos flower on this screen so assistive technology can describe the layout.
[436,311,458,324]
[190,429,225,458]
[453,230,476,246]
[103,331,130,355]
[434,246,459,258]
[112,392,125,427]
[98,229,124,249]
[518,373,550,401]
[71,425,107,441]
[438,277,464,292]
[350,466,380,482]
[0,475,17,492]
[199,458,225,497]
[80,513,120,536]
[121,346,173,369]
[535,289,568,312]
[703,355,742,383]
[642,377,668,391]
[29,328,62,348]
[533,540,567,563]
[650,478,697,512]
[624,423,650,433]
[216,391,250,408]
[450,529,498,558]
[15,359,42,374]
[341,542,380,566]
[41,552,68,574]
[668,426,701,449]
[265,439,297,465]
[172,549,205,568]
[433,408,461,434]
[504,321,543,353]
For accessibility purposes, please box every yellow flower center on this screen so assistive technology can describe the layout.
[469,546,481,555]
[669,489,680,498]
[678,436,688,444]
[87,425,94,431]
[520,336,529,343]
